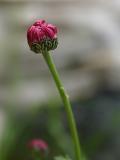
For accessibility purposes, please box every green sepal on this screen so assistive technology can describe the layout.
[31,38,58,54]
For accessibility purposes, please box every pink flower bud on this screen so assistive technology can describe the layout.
[27,19,58,53]
[28,139,48,151]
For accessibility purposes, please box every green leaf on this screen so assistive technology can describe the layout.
[54,155,72,160]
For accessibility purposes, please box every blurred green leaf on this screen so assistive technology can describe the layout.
[54,155,72,160]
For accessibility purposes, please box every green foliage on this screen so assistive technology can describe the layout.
[54,155,72,160]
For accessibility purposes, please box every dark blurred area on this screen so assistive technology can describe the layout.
[0,0,120,160]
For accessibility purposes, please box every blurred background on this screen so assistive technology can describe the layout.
[0,0,120,160]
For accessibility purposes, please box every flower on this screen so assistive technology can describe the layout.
[27,19,58,53]
[28,139,48,151]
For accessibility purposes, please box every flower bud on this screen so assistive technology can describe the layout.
[27,20,58,53]
[28,139,48,159]
[28,139,48,152]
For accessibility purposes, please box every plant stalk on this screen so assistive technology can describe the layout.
[42,51,81,160]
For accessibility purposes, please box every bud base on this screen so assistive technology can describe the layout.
[31,38,58,54]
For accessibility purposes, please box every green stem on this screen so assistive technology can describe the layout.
[42,51,81,160]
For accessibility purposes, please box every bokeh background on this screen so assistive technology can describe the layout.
[0,0,120,160]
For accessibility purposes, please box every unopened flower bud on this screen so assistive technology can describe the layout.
[27,19,58,53]
[28,139,48,152]
[28,139,48,159]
